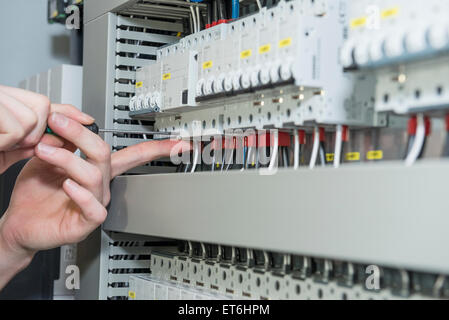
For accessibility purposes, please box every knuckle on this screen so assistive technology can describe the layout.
[89,167,103,186]
[94,141,111,162]
[13,126,26,141]
[22,110,38,132]
[35,94,51,111]
[94,207,108,224]
[79,192,96,208]
[103,190,111,206]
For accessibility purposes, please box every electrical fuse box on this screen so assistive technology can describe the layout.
[342,0,449,115]
[130,49,198,115]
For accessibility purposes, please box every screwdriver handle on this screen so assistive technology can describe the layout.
[45,122,100,136]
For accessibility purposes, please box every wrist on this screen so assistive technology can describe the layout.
[0,216,35,275]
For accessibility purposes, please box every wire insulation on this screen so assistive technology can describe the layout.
[405,113,425,166]
[333,125,343,168]
[268,130,278,171]
[309,126,320,169]
[293,130,299,169]
[191,140,200,173]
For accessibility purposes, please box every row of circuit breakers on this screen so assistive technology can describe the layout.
[129,0,449,133]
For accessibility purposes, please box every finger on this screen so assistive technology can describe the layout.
[62,178,107,235]
[0,91,38,146]
[47,113,110,163]
[39,134,65,148]
[0,148,35,174]
[40,134,77,153]
[111,139,192,178]
[35,143,104,200]
[51,104,95,125]
[0,104,27,150]
[46,112,111,203]
[0,86,49,147]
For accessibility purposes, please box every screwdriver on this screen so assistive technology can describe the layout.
[45,123,179,138]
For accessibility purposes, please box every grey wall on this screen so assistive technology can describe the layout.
[0,0,71,87]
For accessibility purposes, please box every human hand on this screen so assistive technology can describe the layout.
[0,85,94,174]
[0,112,189,289]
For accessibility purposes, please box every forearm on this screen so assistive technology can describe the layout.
[0,218,34,290]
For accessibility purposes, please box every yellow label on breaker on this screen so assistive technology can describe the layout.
[202,61,213,69]
[240,49,253,59]
[128,291,136,299]
[381,7,399,19]
[350,16,367,29]
[259,44,271,54]
[345,152,360,161]
[162,73,171,81]
[51,10,58,18]
[326,153,335,162]
[366,150,383,160]
[278,38,292,48]
[135,81,143,88]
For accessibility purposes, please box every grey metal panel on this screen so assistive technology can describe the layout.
[106,160,449,274]
[75,228,105,300]
[117,16,184,32]
[85,0,138,23]
[82,13,117,145]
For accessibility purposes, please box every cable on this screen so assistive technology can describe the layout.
[190,5,198,33]
[319,142,326,167]
[293,130,300,169]
[191,140,200,173]
[333,125,343,168]
[282,147,289,168]
[231,0,240,19]
[405,113,425,167]
[196,6,201,31]
[212,0,218,22]
[268,130,278,171]
[217,0,226,20]
[309,126,320,169]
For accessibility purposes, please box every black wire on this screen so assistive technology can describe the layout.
[212,0,218,22]
[319,142,326,165]
[340,142,345,164]
[442,133,449,157]
[282,147,289,168]
[206,0,212,25]
[217,0,226,20]
[418,136,427,159]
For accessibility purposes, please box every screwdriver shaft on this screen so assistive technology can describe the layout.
[99,129,178,136]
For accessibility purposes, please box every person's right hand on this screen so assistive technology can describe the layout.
[0,86,94,174]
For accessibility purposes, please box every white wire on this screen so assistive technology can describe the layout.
[190,6,197,33]
[293,130,299,170]
[191,140,200,173]
[405,113,425,167]
[268,130,279,171]
[196,6,201,32]
[333,125,343,168]
[309,126,320,169]
[256,0,262,10]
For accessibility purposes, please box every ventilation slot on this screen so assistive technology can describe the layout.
[112,15,182,151]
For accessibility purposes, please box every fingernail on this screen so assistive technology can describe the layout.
[51,113,68,128]
[64,179,79,193]
[37,143,57,155]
